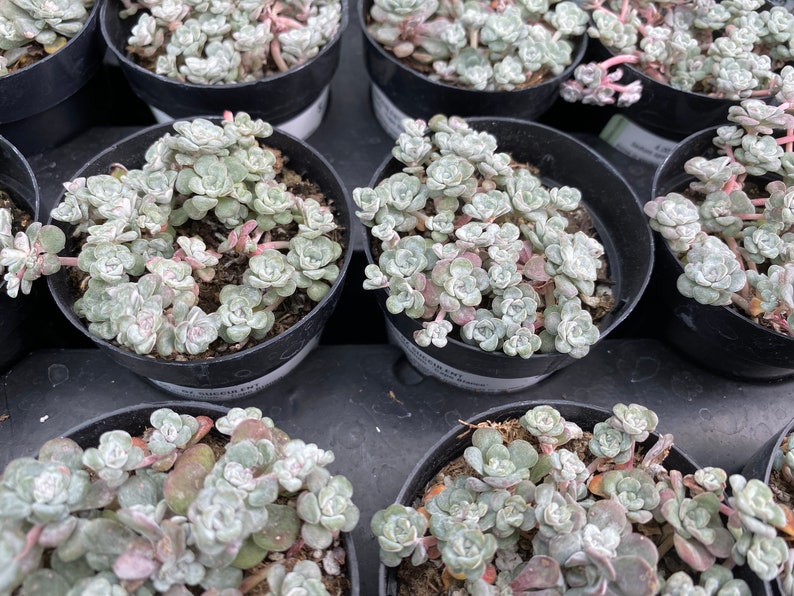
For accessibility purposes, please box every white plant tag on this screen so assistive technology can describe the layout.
[386,320,550,393]
[148,336,320,400]
[149,85,330,140]
[599,114,678,166]
[370,84,414,139]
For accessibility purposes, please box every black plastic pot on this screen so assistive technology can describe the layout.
[740,416,794,596]
[593,41,740,143]
[0,1,104,155]
[651,128,794,381]
[0,136,40,372]
[378,400,700,595]
[364,117,653,392]
[46,119,353,400]
[359,0,586,138]
[59,401,360,595]
[101,0,347,138]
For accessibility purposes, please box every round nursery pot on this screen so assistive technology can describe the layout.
[46,120,353,400]
[0,1,104,154]
[740,416,794,596]
[0,136,39,372]
[101,0,348,139]
[378,399,700,595]
[593,41,740,143]
[365,117,653,392]
[359,0,586,139]
[53,401,360,594]
[651,127,794,381]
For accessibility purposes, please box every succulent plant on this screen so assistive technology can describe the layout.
[645,91,794,340]
[0,406,359,594]
[370,402,789,595]
[0,111,345,359]
[0,0,93,77]
[119,0,343,85]
[354,114,614,358]
[365,0,587,91]
[560,0,793,106]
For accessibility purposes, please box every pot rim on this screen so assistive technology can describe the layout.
[0,0,100,81]
[101,0,349,91]
[58,401,361,596]
[45,117,353,371]
[378,398,699,594]
[362,116,653,363]
[357,0,586,96]
[651,125,794,347]
[0,134,40,218]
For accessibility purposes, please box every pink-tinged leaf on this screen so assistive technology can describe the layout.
[449,305,476,326]
[616,533,659,568]
[189,416,215,445]
[38,517,77,548]
[509,555,563,592]
[673,533,715,571]
[706,526,735,559]
[164,460,211,515]
[523,255,549,281]
[518,241,533,263]
[459,251,482,268]
[612,554,659,596]
[113,543,160,580]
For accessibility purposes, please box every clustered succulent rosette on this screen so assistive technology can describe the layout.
[120,0,342,85]
[0,406,359,595]
[773,431,794,596]
[372,402,794,595]
[353,114,610,359]
[0,111,345,358]
[366,0,588,91]
[0,0,93,77]
[560,0,794,106]
[645,88,794,338]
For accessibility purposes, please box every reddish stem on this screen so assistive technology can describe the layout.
[270,40,289,72]
[16,525,43,562]
[600,53,640,71]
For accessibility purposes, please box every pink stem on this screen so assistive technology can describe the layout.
[254,240,290,253]
[600,53,640,71]
[270,40,289,72]
[16,525,43,562]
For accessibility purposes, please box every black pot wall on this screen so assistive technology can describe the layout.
[59,401,360,596]
[651,128,794,381]
[101,0,348,123]
[364,118,653,383]
[592,42,738,142]
[378,400,700,595]
[359,0,586,126]
[0,137,40,372]
[0,2,104,154]
[46,119,353,395]
[740,416,794,596]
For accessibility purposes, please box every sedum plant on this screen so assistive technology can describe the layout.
[353,114,613,359]
[0,111,345,358]
[119,0,343,84]
[365,0,588,91]
[560,0,794,106]
[0,406,359,595]
[372,402,794,595]
[645,88,794,339]
[0,0,92,77]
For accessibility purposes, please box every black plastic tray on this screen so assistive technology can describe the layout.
[4,5,793,595]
